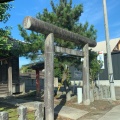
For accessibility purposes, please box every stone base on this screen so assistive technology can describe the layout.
[83,99,90,105]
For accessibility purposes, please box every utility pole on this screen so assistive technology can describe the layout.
[102,0,116,100]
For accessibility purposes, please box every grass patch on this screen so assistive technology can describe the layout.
[0,102,35,120]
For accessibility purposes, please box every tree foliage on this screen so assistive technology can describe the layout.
[0,3,13,54]
[89,50,102,82]
[18,0,98,82]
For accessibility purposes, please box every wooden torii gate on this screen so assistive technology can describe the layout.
[23,16,97,120]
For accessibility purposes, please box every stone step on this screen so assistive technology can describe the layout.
[0,85,8,90]
[0,91,9,94]
[0,85,9,95]
[0,84,8,87]
[0,89,8,92]
[0,89,9,93]
[0,91,10,97]
[0,84,9,97]
[0,86,8,88]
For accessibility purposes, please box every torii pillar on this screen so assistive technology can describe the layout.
[83,44,90,105]
[44,33,54,120]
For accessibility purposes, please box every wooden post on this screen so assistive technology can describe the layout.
[8,60,12,95]
[44,33,54,120]
[36,69,40,97]
[83,44,90,105]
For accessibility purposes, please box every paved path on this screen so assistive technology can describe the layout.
[98,105,120,120]
[54,104,88,120]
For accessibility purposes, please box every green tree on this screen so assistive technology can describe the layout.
[0,2,13,54]
[18,0,97,83]
[89,50,102,83]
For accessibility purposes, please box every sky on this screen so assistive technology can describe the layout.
[1,0,120,67]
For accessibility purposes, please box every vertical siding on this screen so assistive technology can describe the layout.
[99,52,120,80]
[0,63,2,82]
[0,56,19,84]
[0,60,8,83]
[12,57,19,83]
[112,52,120,80]
[2,64,8,82]
[99,54,108,80]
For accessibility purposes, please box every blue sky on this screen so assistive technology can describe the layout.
[1,0,120,67]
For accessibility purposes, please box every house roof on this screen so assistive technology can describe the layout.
[0,37,26,56]
[8,37,26,49]
[24,61,44,70]
[90,38,120,53]
[30,61,44,70]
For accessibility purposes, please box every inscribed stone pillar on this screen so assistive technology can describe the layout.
[83,44,90,105]
[8,59,12,95]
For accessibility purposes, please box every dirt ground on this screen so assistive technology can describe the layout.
[54,95,120,120]
[13,91,120,120]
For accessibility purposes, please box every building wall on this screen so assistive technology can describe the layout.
[70,80,120,86]
[0,63,8,83]
[12,57,19,83]
[0,56,19,84]
[0,57,8,83]
[99,52,120,80]
[117,41,120,50]
[69,52,120,87]
[20,73,58,92]
[69,66,82,80]
[69,52,120,81]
